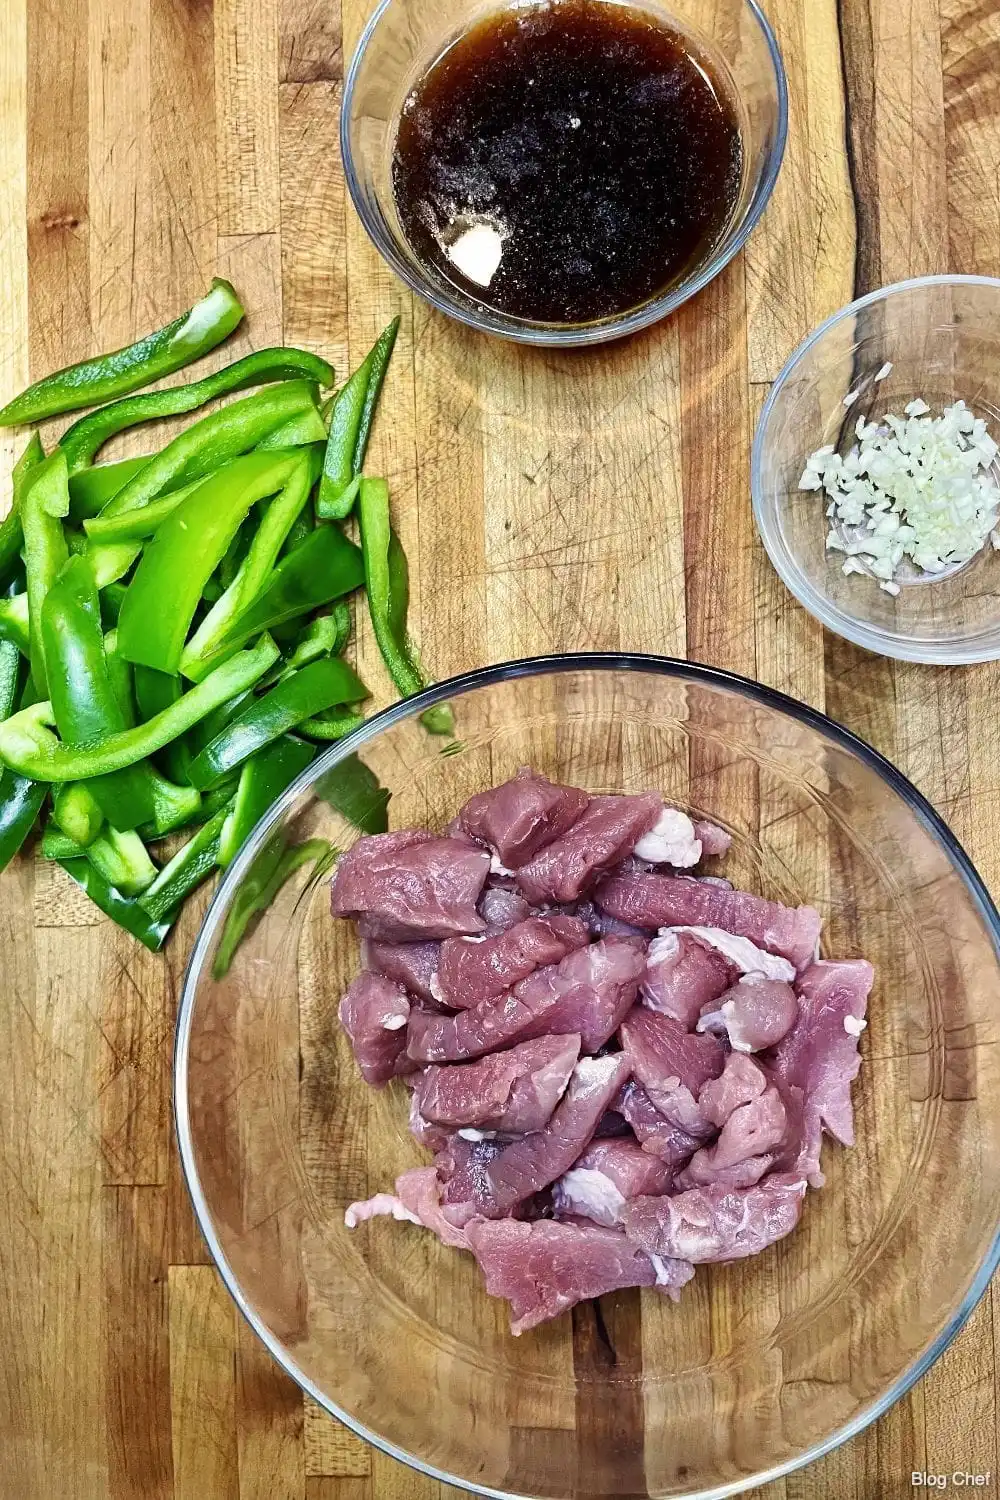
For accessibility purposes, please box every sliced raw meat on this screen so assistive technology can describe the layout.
[641,930,734,1028]
[698,1053,767,1128]
[623,1174,808,1263]
[697,976,798,1052]
[474,1054,631,1217]
[671,927,796,982]
[478,884,532,931]
[436,914,589,1008]
[437,1135,506,1208]
[615,1079,709,1162]
[408,1091,451,1151]
[632,807,702,867]
[596,874,822,971]
[344,1166,478,1249]
[331,830,490,942]
[768,959,874,1186]
[415,1034,581,1133]
[458,768,589,868]
[676,1086,787,1190]
[574,899,651,940]
[619,1008,726,1103]
[554,1139,673,1226]
[694,820,732,857]
[466,1218,688,1335]
[339,972,413,1086]
[407,936,645,1063]
[363,939,441,1004]
[516,793,663,905]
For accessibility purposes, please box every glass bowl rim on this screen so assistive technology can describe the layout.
[751,273,1000,666]
[339,0,789,348]
[175,650,1000,1500]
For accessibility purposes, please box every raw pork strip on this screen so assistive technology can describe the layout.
[694,820,733,857]
[619,1008,726,1101]
[698,1053,767,1127]
[768,959,874,1186]
[554,1138,673,1227]
[362,939,441,1003]
[437,1135,506,1208]
[466,1219,691,1335]
[675,1086,787,1191]
[623,1174,808,1263]
[331,830,490,942]
[574,899,652,941]
[616,1079,712,1160]
[478,884,532,931]
[407,937,645,1063]
[474,1053,631,1217]
[670,927,796,983]
[345,1166,478,1250]
[339,972,413,1086]
[458,768,589,868]
[517,793,663,905]
[697,976,798,1052]
[414,1034,581,1133]
[436,915,589,1008]
[596,873,822,971]
[641,930,734,1028]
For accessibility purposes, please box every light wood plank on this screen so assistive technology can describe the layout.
[304,1400,372,1479]
[279,81,349,371]
[169,1265,240,1500]
[216,0,281,235]
[236,1312,306,1500]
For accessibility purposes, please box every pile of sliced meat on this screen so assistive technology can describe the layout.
[333,768,874,1335]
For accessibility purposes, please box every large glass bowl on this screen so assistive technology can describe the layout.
[341,0,787,346]
[753,276,1000,664]
[176,655,1000,1499]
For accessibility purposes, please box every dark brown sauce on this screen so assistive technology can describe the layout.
[392,0,744,326]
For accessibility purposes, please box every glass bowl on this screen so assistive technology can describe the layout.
[753,275,1000,664]
[176,655,1000,1500]
[340,0,788,346]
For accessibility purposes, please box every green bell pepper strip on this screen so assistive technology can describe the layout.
[89,540,142,590]
[0,634,280,782]
[357,475,422,698]
[53,820,157,896]
[0,772,46,871]
[262,603,352,688]
[53,782,104,846]
[0,432,45,583]
[316,318,400,519]
[199,526,365,669]
[101,382,321,520]
[137,803,231,922]
[298,709,365,741]
[0,279,245,427]
[0,603,25,719]
[117,452,300,672]
[41,824,79,859]
[180,449,318,678]
[187,658,369,790]
[212,836,334,978]
[99,583,128,629]
[58,347,335,472]
[0,594,30,654]
[186,689,253,757]
[56,856,173,951]
[316,752,390,834]
[133,665,193,786]
[22,450,71,696]
[255,407,328,450]
[83,475,205,543]
[218,734,316,867]
[68,456,153,521]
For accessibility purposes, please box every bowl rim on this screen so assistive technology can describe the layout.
[751,272,1000,665]
[175,651,1000,1500]
[339,0,789,347]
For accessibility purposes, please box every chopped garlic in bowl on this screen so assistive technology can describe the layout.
[799,400,1000,595]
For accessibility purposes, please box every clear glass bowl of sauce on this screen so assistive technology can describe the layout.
[342,0,788,345]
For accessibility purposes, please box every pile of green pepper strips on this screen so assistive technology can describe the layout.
[0,278,446,956]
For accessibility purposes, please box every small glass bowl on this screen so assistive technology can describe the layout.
[340,0,788,346]
[176,655,1000,1500]
[753,275,1000,664]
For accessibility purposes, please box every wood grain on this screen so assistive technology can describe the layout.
[1,0,999,1496]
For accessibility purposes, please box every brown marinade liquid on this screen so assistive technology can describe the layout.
[392,0,744,325]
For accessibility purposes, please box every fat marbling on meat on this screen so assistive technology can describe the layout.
[338,972,413,1086]
[553,1138,674,1226]
[641,930,734,1028]
[623,1173,808,1263]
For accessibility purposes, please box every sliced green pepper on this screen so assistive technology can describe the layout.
[0,772,45,872]
[99,583,128,629]
[22,450,70,695]
[0,634,279,782]
[101,383,321,520]
[53,782,104,846]
[82,475,206,544]
[187,658,368,789]
[255,408,328,450]
[52,819,157,896]
[0,432,44,583]
[180,449,319,678]
[59,348,335,471]
[68,456,153,521]
[200,526,364,669]
[0,279,244,427]
[133,665,193,786]
[262,603,352,687]
[218,735,315,867]
[117,452,300,672]
[316,752,390,834]
[0,593,30,655]
[212,835,334,978]
[298,709,365,741]
[137,803,231,922]
[88,540,142,590]
[56,856,173,951]
[0,600,25,719]
[316,318,400,519]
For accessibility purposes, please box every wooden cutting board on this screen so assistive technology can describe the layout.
[1,0,997,1496]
